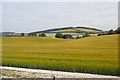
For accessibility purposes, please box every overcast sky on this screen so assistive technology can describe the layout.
[2,2,118,33]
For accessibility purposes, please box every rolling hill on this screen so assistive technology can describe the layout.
[2,34,118,76]
[33,26,102,34]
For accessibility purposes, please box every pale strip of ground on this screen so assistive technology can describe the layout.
[0,66,118,78]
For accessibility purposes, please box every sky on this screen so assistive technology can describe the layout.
[2,2,118,33]
[1,0,119,2]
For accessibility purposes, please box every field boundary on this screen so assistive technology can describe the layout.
[0,66,118,78]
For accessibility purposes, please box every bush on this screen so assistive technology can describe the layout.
[21,33,25,36]
[55,33,63,38]
[108,29,115,35]
[76,35,81,39]
[39,33,46,37]
[115,27,120,34]
[4,35,11,37]
[82,32,90,38]
[97,33,102,36]
[28,33,37,36]
[62,34,72,39]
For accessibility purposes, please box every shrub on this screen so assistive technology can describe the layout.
[28,33,37,36]
[39,33,46,37]
[115,27,120,34]
[62,34,72,39]
[82,32,90,38]
[76,35,81,39]
[108,29,115,35]
[97,33,102,36]
[55,33,63,38]
[21,33,25,36]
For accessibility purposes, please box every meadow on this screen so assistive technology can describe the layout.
[44,33,97,38]
[45,33,81,37]
[2,34,119,76]
[50,28,100,33]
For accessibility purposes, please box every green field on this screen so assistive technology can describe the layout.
[51,28,101,33]
[35,27,102,34]
[2,34,118,76]
[43,33,98,38]
[45,33,82,37]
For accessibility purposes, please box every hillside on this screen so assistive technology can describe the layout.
[2,34,118,76]
[34,26,102,34]
[2,32,20,36]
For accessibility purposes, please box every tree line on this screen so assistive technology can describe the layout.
[97,27,120,36]
[55,32,90,39]
[28,33,46,37]
[22,32,90,39]
[3,27,120,39]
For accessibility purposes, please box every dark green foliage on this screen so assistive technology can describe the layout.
[115,27,120,34]
[21,33,25,36]
[102,32,108,35]
[76,35,81,39]
[2,32,21,37]
[76,27,102,31]
[97,28,120,36]
[4,35,21,37]
[62,34,72,39]
[114,30,118,34]
[55,33,63,38]
[117,27,120,34]
[108,29,115,35]
[28,33,37,36]
[97,33,102,36]
[97,31,108,36]
[4,35,11,37]
[39,33,46,37]
[82,32,90,38]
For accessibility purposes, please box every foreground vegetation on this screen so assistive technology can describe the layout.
[2,34,118,76]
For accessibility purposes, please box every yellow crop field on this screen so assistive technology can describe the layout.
[2,34,119,76]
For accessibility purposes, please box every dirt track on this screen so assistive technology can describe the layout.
[0,66,118,78]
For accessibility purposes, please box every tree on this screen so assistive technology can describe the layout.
[97,33,102,36]
[28,33,37,36]
[39,33,46,37]
[76,35,81,39]
[62,34,72,39]
[115,27,120,34]
[55,33,62,38]
[82,32,90,38]
[115,30,118,34]
[21,33,25,36]
[117,27,120,34]
[108,29,115,35]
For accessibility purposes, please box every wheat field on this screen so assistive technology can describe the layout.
[2,34,119,76]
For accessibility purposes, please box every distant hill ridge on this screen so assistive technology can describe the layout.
[34,26,102,33]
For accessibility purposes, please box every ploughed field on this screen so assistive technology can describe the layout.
[2,34,118,76]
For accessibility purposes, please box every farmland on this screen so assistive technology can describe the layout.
[45,33,98,38]
[2,34,118,76]
[34,27,102,33]
[34,27,102,38]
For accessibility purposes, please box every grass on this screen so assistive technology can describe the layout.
[45,33,98,38]
[2,34,119,76]
[44,33,82,37]
[50,28,101,33]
